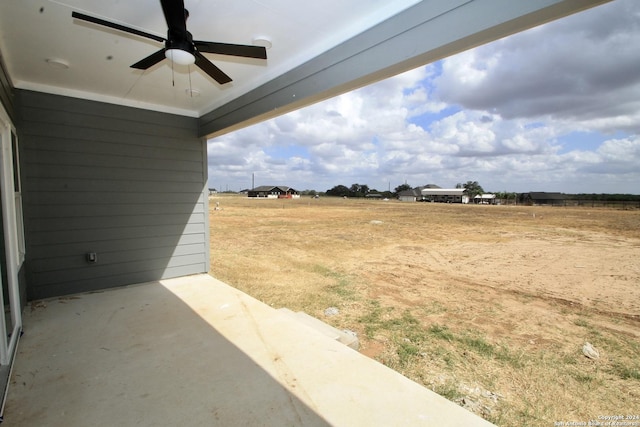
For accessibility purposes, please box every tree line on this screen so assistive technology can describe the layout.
[325,180,489,198]
[323,182,640,201]
[566,193,640,201]
[217,184,639,201]
[325,183,395,198]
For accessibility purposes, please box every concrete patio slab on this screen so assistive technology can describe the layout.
[4,274,495,426]
[277,308,359,350]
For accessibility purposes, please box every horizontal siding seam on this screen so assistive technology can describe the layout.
[24,152,203,167]
[17,100,197,133]
[23,135,203,154]
[28,233,207,247]
[30,247,206,270]
[31,263,207,289]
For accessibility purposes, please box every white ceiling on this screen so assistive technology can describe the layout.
[0,0,421,117]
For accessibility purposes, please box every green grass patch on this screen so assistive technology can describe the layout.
[609,362,640,380]
[396,340,421,367]
[313,264,358,300]
[428,324,455,342]
[431,381,463,401]
[357,302,428,341]
[361,303,528,371]
[358,300,390,338]
[571,371,597,384]
[422,301,447,315]
[574,318,590,328]
[494,345,526,369]
[461,335,495,358]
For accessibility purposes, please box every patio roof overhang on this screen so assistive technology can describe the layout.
[0,0,612,139]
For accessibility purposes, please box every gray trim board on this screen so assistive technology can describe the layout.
[200,139,211,273]
[198,0,612,138]
[16,90,209,300]
[0,49,13,123]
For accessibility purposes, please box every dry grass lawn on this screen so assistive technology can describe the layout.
[209,194,640,426]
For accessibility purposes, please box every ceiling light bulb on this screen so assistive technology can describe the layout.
[165,49,195,66]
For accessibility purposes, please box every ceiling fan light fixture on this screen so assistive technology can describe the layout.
[165,48,195,66]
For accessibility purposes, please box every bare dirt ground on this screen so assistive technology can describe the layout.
[209,195,640,426]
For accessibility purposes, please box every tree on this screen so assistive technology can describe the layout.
[326,185,350,197]
[461,181,484,198]
[394,183,412,196]
[495,191,518,204]
[349,183,369,197]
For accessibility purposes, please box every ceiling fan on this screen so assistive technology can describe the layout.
[71,0,267,84]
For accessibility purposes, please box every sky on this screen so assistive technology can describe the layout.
[208,0,640,194]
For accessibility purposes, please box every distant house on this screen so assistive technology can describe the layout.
[520,192,566,206]
[421,188,469,204]
[474,194,496,204]
[247,186,300,199]
[398,189,422,202]
[398,184,441,202]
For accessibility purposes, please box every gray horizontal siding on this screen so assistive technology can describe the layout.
[26,165,203,184]
[28,202,205,219]
[27,211,205,232]
[29,234,204,259]
[30,264,205,298]
[31,250,206,281]
[28,191,205,205]
[28,223,205,246]
[17,90,209,300]
[25,178,202,193]
[23,120,202,152]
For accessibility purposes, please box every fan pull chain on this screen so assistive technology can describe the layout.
[171,60,175,87]
[188,65,193,97]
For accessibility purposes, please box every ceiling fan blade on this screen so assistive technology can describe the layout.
[194,41,267,59]
[131,49,167,69]
[160,0,188,35]
[194,51,232,84]
[72,11,165,43]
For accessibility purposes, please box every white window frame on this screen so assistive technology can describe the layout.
[0,104,23,366]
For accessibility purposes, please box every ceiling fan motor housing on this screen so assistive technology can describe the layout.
[166,29,194,54]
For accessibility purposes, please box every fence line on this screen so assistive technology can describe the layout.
[496,199,640,209]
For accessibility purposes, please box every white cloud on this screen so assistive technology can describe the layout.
[209,0,640,194]
[433,0,640,134]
